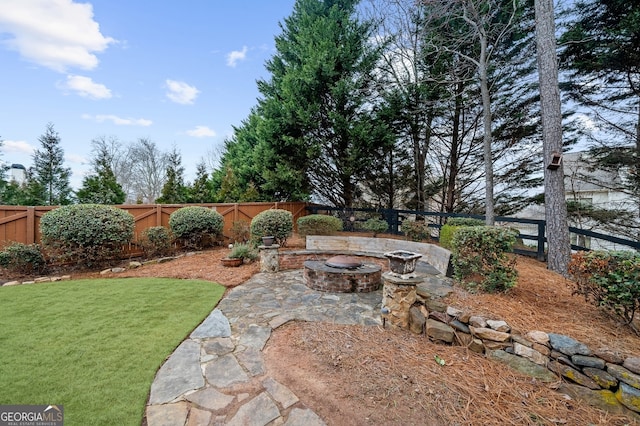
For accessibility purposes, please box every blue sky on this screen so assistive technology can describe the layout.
[0,0,296,188]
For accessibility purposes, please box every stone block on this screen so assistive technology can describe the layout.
[571,355,605,369]
[469,326,510,342]
[616,382,640,413]
[624,357,640,375]
[486,319,510,332]
[583,367,618,389]
[526,330,550,346]
[514,342,548,366]
[608,364,640,389]
[548,360,601,390]
[409,306,426,335]
[426,318,454,343]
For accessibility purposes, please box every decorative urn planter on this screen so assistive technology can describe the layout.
[262,236,275,246]
[383,250,422,278]
[221,257,243,267]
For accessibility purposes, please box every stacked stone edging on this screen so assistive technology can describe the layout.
[409,293,640,417]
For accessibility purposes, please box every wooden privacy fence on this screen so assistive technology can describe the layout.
[0,202,310,253]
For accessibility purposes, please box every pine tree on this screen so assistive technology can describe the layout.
[156,148,186,204]
[30,123,72,205]
[187,161,213,203]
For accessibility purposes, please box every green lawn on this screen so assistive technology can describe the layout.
[0,278,224,425]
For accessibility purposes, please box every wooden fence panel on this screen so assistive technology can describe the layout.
[0,202,311,251]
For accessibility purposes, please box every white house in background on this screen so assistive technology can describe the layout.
[563,151,637,250]
[9,164,26,185]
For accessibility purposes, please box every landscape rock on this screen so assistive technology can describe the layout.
[226,392,280,426]
[582,367,618,389]
[468,316,487,328]
[469,326,510,342]
[486,350,556,382]
[608,364,640,389]
[146,402,189,426]
[616,382,640,413]
[409,306,426,335]
[547,360,601,390]
[513,342,548,366]
[548,333,591,356]
[624,357,640,375]
[185,387,235,411]
[594,347,624,364]
[148,339,204,404]
[571,355,605,369]
[426,319,454,343]
[486,319,510,333]
[558,384,636,419]
[526,330,549,346]
[263,377,299,409]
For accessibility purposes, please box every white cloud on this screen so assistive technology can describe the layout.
[65,153,88,164]
[0,0,115,72]
[226,46,248,67]
[165,79,199,105]
[59,75,112,99]
[187,126,216,138]
[82,113,152,126]
[2,139,35,155]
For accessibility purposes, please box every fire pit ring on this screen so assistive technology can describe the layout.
[324,255,363,269]
[303,258,381,293]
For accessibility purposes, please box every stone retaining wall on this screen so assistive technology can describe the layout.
[415,292,640,417]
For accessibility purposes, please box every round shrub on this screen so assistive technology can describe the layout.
[40,204,134,267]
[0,242,47,275]
[250,209,293,247]
[297,214,343,237]
[140,226,173,258]
[401,220,430,242]
[361,218,388,237]
[440,217,485,249]
[169,206,223,249]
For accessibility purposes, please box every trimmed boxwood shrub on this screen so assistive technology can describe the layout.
[0,242,47,275]
[361,218,388,237]
[451,226,518,293]
[250,209,293,247]
[569,250,640,328]
[169,206,224,249]
[140,226,173,258]
[40,204,134,267]
[439,217,485,249]
[297,214,343,237]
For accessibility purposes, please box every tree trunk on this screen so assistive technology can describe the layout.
[535,0,571,275]
[479,34,495,225]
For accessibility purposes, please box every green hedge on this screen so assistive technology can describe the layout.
[169,206,224,250]
[140,226,173,258]
[440,217,484,249]
[451,226,518,293]
[40,204,134,267]
[297,214,343,236]
[401,220,430,242]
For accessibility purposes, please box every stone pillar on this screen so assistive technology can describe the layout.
[259,245,280,273]
[381,272,422,330]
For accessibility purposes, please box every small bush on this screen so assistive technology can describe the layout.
[140,226,173,258]
[0,242,47,275]
[297,214,343,236]
[451,226,518,293]
[568,250,640,329]
[440,218,484,249]
[228,243,257,261]
[401,220,430,242]
[361,218,388,237]
[169,206,224,250]
[230,220,250,243]
[40,204,134,267]
[250,209,293,247]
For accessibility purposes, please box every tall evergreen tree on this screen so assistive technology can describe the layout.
[256,0,392,206]
[187,161,213,203]
[157,147,186,204]
[29,123,72,205]
[76,140,126,204]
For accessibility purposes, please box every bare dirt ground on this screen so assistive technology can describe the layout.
[4,234,639,425]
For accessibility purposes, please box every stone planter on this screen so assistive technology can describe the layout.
[221,257,243,267]
[262,236,275,246]
[383,250,422,277]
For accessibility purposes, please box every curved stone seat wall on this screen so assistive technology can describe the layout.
[303,236,452,276]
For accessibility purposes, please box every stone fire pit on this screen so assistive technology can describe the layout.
[303,255,381,293]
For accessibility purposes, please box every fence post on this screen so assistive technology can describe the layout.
[156,205,162,226]
[537,221,546,261]
[26,207,35,244]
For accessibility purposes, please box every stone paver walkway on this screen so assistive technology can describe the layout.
[145,267,451,426]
